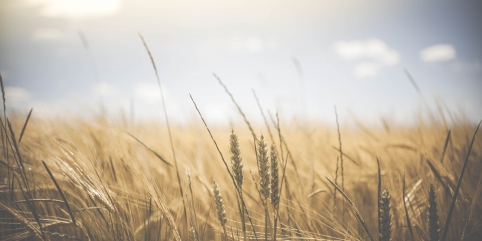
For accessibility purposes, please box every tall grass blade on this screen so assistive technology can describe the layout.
[335,106,345,220]
[0,159,21,174]
[440,120,481,241]
[402,173,414,241]
[7,119,29,190]
[326,177,374,241]
[403,68,422,96]
[377,158,382,236]
[187,173,200,241]
[200,204,212,241]
[252,89,274,142]
[15,175,44,239]
[18,108,33,143]
[0,201,44,240]
[42,160,77,226]
[190,94,258,240]
[332,146,361,166]
[0,73,5,116]
[78,30,104,114]
[139,33,185,239]
[440,130,451,164]
[125,131,172,167]
[214,73,256,139]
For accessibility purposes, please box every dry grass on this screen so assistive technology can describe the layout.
[0,106,481,240]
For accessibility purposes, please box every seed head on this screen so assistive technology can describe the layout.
[189,225,197,241]
[428,184,440,241]
[256,134,270,200]
[379,189,391,241]
[187,172,192,188]
[230,130,244,191]
[270,143,279,208]
[213,181,227,226]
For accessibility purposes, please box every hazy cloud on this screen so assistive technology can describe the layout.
[333,39,400,66]
[94,81,117,97]
[420,44,456,63]
[333,39,399,78]
[135,82,161,101]
[134,82,179,107]
[25,0,120,18]
[202,102,234,124]
[354,62,382,78]
[5,87,31,103]
[133,82,187,122]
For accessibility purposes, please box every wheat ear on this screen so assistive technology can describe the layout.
[270,143,280,208]
[428,184,440,241]
[257,135,270,201]
[213,181,228,240]
[379,189,392,241]
[230,130,244,192]
[257,134,270,241]
[189,224,197,241]
[230,130,246,241]
[270,143,280,241]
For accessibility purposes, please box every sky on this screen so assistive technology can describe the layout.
[1,0,481,126]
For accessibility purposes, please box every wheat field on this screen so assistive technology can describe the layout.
[0,86,481,241]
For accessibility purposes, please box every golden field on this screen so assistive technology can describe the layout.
[0,104,481,240]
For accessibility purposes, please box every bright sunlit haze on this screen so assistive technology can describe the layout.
[1,0,481,125]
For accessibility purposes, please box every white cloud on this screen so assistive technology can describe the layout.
[26,0,120,18]
[333,39,400,66]
[135,82,161,101]
[5,87,31,104]
[420,44,456,63]
[133,82,186,122]
[94,81,117,97]
[354,62,382,78]
[202,103,233,124]
[333,38,399,78]
[29,100,64,118]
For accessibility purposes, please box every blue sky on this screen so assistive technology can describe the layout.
[1,0,481,125]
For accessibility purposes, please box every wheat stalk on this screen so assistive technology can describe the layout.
[441,120,481,241]
[270,143,279,208]
[230,130,244,193]
[379,189,392,241]
[230,130,246,241]
[270,143,280,241]
[190,94,258,240]
[428,184,440,241]
[257,135,270,201]
[139,33,184,240]
[213,181,228,240]
[256,134,270,240]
